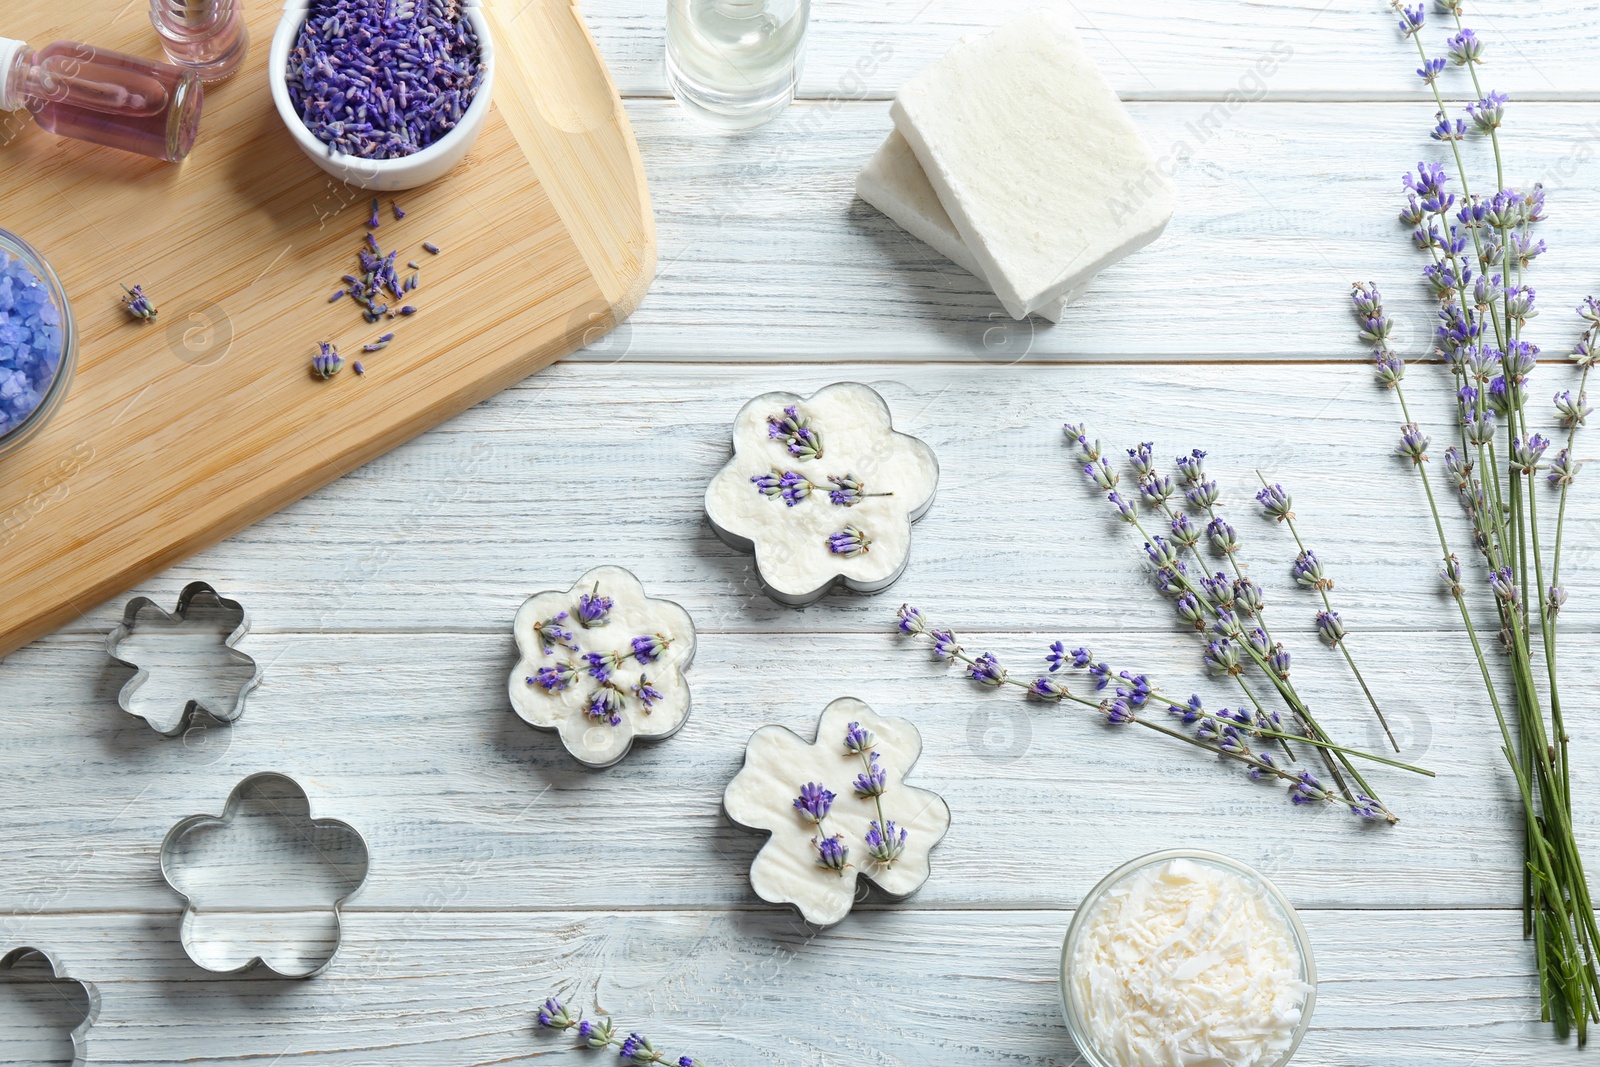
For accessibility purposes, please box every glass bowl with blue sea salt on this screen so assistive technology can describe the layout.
[0,230,76,460]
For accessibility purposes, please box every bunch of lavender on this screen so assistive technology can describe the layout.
[537,998,703,1066]
[523,585,673,726]
[1361,1,1600,1040]
[1063,426,1429,821]
[792,722,909,873]
[897,607,1429,820]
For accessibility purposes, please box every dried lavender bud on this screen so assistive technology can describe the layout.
[793,782,834,822]
[826,525,870,557]
[814,833,849,874]
[423,241,441,255]
[311,340,343,379]
[120,284,157,323]
[865,819,907,864]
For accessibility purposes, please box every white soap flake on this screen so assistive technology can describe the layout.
[1069,859,1312,1067]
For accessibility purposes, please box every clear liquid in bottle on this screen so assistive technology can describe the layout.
[666,0,810,130]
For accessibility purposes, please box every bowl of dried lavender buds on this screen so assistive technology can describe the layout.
[270,0,495,191]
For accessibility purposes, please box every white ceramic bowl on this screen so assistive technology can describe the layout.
[268,2,495,191]
[1059,849,1317,1067]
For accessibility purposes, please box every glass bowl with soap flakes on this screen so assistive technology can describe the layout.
[1060,849,1317,1067]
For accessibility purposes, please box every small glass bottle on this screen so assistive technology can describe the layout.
[666,0,811,130]
[150,0,250,84]
[0,37,203,162]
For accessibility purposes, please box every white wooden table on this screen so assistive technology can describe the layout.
[4,1,1600,1063]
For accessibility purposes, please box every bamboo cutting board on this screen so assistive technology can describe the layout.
[0,0,655,657]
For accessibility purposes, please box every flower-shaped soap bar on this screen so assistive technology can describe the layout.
[724,697,951,926]
[705,382,939,605]
[509,566,696,769]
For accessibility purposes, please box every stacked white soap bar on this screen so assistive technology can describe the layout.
[856,10,1175,321]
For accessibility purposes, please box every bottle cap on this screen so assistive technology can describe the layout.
[0,37,28,112]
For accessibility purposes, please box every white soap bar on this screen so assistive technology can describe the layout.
[890,10,1174,320]
[509,565,696,769]
[722,697,951,927]
[704,382,938,606]
[856,130,1076,322]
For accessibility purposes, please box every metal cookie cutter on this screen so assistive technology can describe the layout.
[107,581,262,736]
[0,946,99,1066]
[160,772,370,979]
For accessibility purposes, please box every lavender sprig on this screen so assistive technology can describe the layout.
[536,998,704,1066]
[1370,2,1600,1040]
[119,284,157,323]
[842,722,908,867]
[766,405,823,461]
[896,606,1425,819]
[750,469,892,508]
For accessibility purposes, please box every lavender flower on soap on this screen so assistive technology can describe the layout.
[524,579,673,726]
[791,720,910,875]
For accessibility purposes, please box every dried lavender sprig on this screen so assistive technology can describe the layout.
[536,998,704,1066]
[1254,474,1399,750]
[750,469,892,508]
[896,606,1418,818]
[1067,425,1382,807]
[841,721,909,866]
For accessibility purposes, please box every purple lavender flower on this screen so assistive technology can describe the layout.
[1403,161,1450,208]
[576,590,613,628]
[1045,641,1069,672]
[533,612,575,655]
[1431,116,1468,142]
[1269,643,1291,679]
[1397,422,1431,464]
[1085,456,1119,490]
[1291,549,1329,590]
[585,686,623,725]
[793,782,835,823]
[827,473,880,506]
[751,469,785,498]
[1175,449,1207,485]
[929,629,961,660]
[1128,441,1156,478]
[897,605,926,634]
[1290,770,1328,804]
[311,340,343,379]
[1155,566,1188,597]
[1103,697,1135,725]
[1511,434,1550,474]
[1255,483,1293,521]
[1175,592,1206,629]
[1246,626,1272,657]
[1548,448,1579,487]
[769,469,807,506]
[1374,352,1406,388]
[1199,571,1232,606]
[1169,694,1204,724]
[1396,4,1425,36]
[1466,408,1497,445]
[621,1033,656,1064]
[1144,536,1179,568]
[1207,518,1239,555]
[1069,647,1093,669]
[579,1018,612,1047]
[1140,474,1175,506]
[1249,751,1277,781]
[1416,56,1447,82]
[1467,90,1507,132]
[768,405,823,460]
[844,721,875,753]
[1548,586,1569,616]
[1316,610,1346,645]
[1117,671,1152,707]
[1233,577,1265,616]
[1503,338,1538,380]
[1489,566,1520,607]
[1108,490,1137,521]
[1210,608,1243,638]
[536,997,572,1029]
[583,651,617,682]
[1183,479,1220,509]
[865,819,907,864]
[814,833,849,874]
[120,284,157,322]
[1031,676,1069,699]
[1169,512,1202,547]
[967,652,1007,687]
[1348,795,1384,820]
[529,663,578,692]
[631,634,669,663]
[1204,638,1240,676]
[633,676,662,709]
[826,525,871,557]
[853,752,888,797]
[1088,661,1112,689]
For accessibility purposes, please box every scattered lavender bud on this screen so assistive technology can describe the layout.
[826,525,870,557]
[352,360,365,375]
[120,284,158,323]
[400,305,417,315]
[328,290,346,303]
[362,332,395,352]
[311,340,343,379]
[392,201,406,221]
[423,241,441,254]
[367,199,381,228]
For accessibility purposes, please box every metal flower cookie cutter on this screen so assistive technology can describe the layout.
[0,946,98,1066]
[106,581,262,736]
[160,772,370,979]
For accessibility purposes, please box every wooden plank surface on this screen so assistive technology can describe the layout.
[5,0,1600,1063]
[0,0,655,658]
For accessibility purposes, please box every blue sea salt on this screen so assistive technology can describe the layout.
[0,250,64,439]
